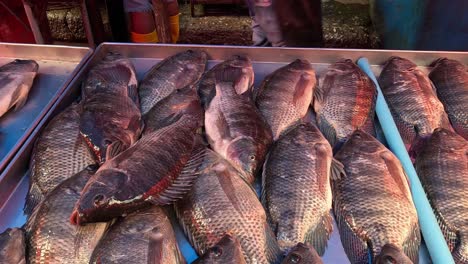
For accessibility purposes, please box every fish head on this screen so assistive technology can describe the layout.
[288,59,313,72]
[383,56,417,72]
[331,59,357,73]
[282,243,322,264]
[337,129,381,156]
[0,59,39,73]
[71,169,129,225]
[198,234,245,263]
[430,128,467,151]
[226,137,262,182]
[178,50,208,71]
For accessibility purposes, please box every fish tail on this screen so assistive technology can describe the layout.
[264,222,282,264]
[23,182,43,217]
[453,232,468,264]
[374,244,413,264]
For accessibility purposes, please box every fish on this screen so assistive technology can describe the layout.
[414,128,468,263]
[262,122,343,254]
[197,55,254,108]
[24,102,97,215]
[71,89,205,225]
[255,59,316,140]
[139,50,207,115]
[281,243,323,264]
[90,206,185,264]
[0,227,26,264]
[332,130,420,264]
[428,58,468,140]
[0,59,39,117]
[25,166,109,264]
[314,59,376,151]
[204,80,272,184]
[175,149,282,264]
[193,234,247,264]
[80,53,143,163]
[378,56,452,157]
[374,244,414,264]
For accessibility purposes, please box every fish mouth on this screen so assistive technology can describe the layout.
[70,209,83,226]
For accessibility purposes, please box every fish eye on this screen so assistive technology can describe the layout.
[86,164,99,172]
[212,246,223,257]
[290,253,301,263]
[249,155,256,161]
[93,194,106,206]
[354,133,361,139]
[103,139,112,146]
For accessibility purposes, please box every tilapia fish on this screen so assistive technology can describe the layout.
[80,53,143,163]
[0,59,38,117]
[415,128,468,263]
[197,55,254,108]
[262,122,342,254]
[71,93,204,224]
[281,243,323,264]
[205,80,272,184]
[139,50,207,114]
[429,58,468,140]
[175,149,281,264]
[378,56,452,156]
[314,59,376,151]
[26,166,109,264]
[25,103,96,215]
[193,234,247,264]
[255,59,316,140]
[333,130,420,264]
[90,206,185,264]
[0,228,26,264]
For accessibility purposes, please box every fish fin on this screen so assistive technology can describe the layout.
[380,150,413,201]
[106,140,126,160]
[149,148,207,205]
[264,222,282,264]
[304,212,333,256]
[98,64,132,86]
[293,73,313,108]
[13,83,31,111]
[127,84,139,105]
[374,244,414,264]
[147,227,164,264]
[330,158,346,180]
[316,115,337,149]
[401,222,421,264]
[23,182,44,217]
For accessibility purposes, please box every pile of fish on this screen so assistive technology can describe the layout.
[0,49,466,264]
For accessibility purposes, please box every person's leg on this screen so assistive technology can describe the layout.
[162,0,180,43]
[253,0,285,47]
[245,0,271,46]
[123,0,158,42]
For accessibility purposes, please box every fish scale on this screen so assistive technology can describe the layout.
[332,130,420,264]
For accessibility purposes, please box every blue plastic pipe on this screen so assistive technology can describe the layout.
[357,58,454,264]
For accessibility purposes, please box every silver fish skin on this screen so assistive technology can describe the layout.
[175,149,282,264]
[80,53,143,163]
[205,80,272,184]
[280,243,323,264]
[197,55,254,109]
[0,59,38,117]
[193,234,247,264]
[262,122,337,254]
[378,56,452,156]
[26,166,109,264]
[139,50,207,115]
[314,59,376,151]
[415,128,468,263]
[429,58,468,140]
[255,59,316,140]
[0,228,26,264]
[25,102,97,215]
[90,206,185,264]
[333,130,420,264]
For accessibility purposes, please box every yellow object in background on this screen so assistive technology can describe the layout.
[169,13,180,43]
[130,30,159,43]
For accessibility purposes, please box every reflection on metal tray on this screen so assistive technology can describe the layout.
[1,43,466,263]
[0,43,91,192]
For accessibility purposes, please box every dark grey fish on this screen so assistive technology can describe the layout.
[197,55,254,109]
[262,122,343,254]
[429,58,468,140]
[80,53,143,163]
[175,149,282,264]
[415,128,468,263]
[314,59,376,151]
[281,243,323,264]
[90,206,185,264]
[256,59,316,140]
[193,234,247,264]
[374,244,414,264]
[26,166,109,264]
[25,103,97,215]
[139,50,207,114]
[333,130,420,264]
[378,56,452,158]
[0,59,39,117]
[0,228,26,264]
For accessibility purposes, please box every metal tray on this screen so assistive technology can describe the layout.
[0,43,92,179]
[1,43,466,263]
